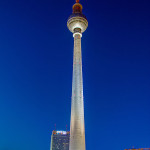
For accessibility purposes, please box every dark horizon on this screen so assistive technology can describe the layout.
[0,0,150,150]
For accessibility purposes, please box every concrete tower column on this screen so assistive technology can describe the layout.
[70,32,85,150]
[67,0,88,150]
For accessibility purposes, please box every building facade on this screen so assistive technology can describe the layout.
[125,148,150,150]
[50,130,70,150]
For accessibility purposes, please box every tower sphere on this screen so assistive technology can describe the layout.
[67,1,88,34]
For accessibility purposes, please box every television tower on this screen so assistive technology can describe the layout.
[67,0,88,150]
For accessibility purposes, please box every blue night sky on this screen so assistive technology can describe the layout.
[0,0,150,150]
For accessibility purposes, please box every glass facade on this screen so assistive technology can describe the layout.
[50,131,70,150]
[125,148,150,150]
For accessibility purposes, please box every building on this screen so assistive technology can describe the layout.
[50,130,70,150]
[67,0,88,150]
[125,148,150,150]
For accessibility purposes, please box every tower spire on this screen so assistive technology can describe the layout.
[72,0,82,14]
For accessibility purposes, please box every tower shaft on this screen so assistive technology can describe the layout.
[69,33,85,150]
